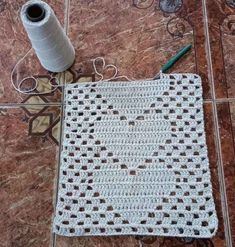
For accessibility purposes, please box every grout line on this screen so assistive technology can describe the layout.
[202,0,232,246]
[51,71,66,247]
[1,97,234,108]
[212,98,235,103]
[203,98,235,103]
[52,1,70,246]
[1,97,235,108]
[203,100,212,104]
[63,3,66,31]
[2,99,234,109]
[52,85,65,247]
[65,0,70,35]
[1,97,234,109]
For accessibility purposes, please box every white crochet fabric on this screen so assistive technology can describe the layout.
[54,73,218,238]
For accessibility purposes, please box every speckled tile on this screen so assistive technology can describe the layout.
[0,106,61,247]
[206,0,235,99]
[67,0,212,99]
[202,103,226,247]
[55,236,139,247]
[217,102,235,245]
[0,0,65,104]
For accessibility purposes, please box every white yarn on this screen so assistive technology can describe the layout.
[93,57,134,82]
[53,73,218,237]
[92,57,158,82]
[11,56,142,95]
[21,0,75,73]
[12,2,160,94]
[11,48,61,95]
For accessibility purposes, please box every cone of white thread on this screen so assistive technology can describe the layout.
[21,0,75,72]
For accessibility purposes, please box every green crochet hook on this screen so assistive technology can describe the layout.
[154,44,192,79]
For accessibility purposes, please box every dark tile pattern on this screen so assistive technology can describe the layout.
[203,103,226,247]
[230,102,235,143]
[68,0,211,98]
[0,0,65,104]
[0,107,60,247]
[207,0,235,98]
[55,236,139,247]
[217,103,235,245]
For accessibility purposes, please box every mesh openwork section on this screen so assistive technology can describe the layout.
[54,73,218,237]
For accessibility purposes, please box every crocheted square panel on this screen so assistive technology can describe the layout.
[54,73,218,237]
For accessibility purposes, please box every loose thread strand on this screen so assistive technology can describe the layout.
[11,53,162,95]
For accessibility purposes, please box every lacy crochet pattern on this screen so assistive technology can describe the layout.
[54,73,218,237]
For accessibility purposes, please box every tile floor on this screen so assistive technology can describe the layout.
[0,0,234,246]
